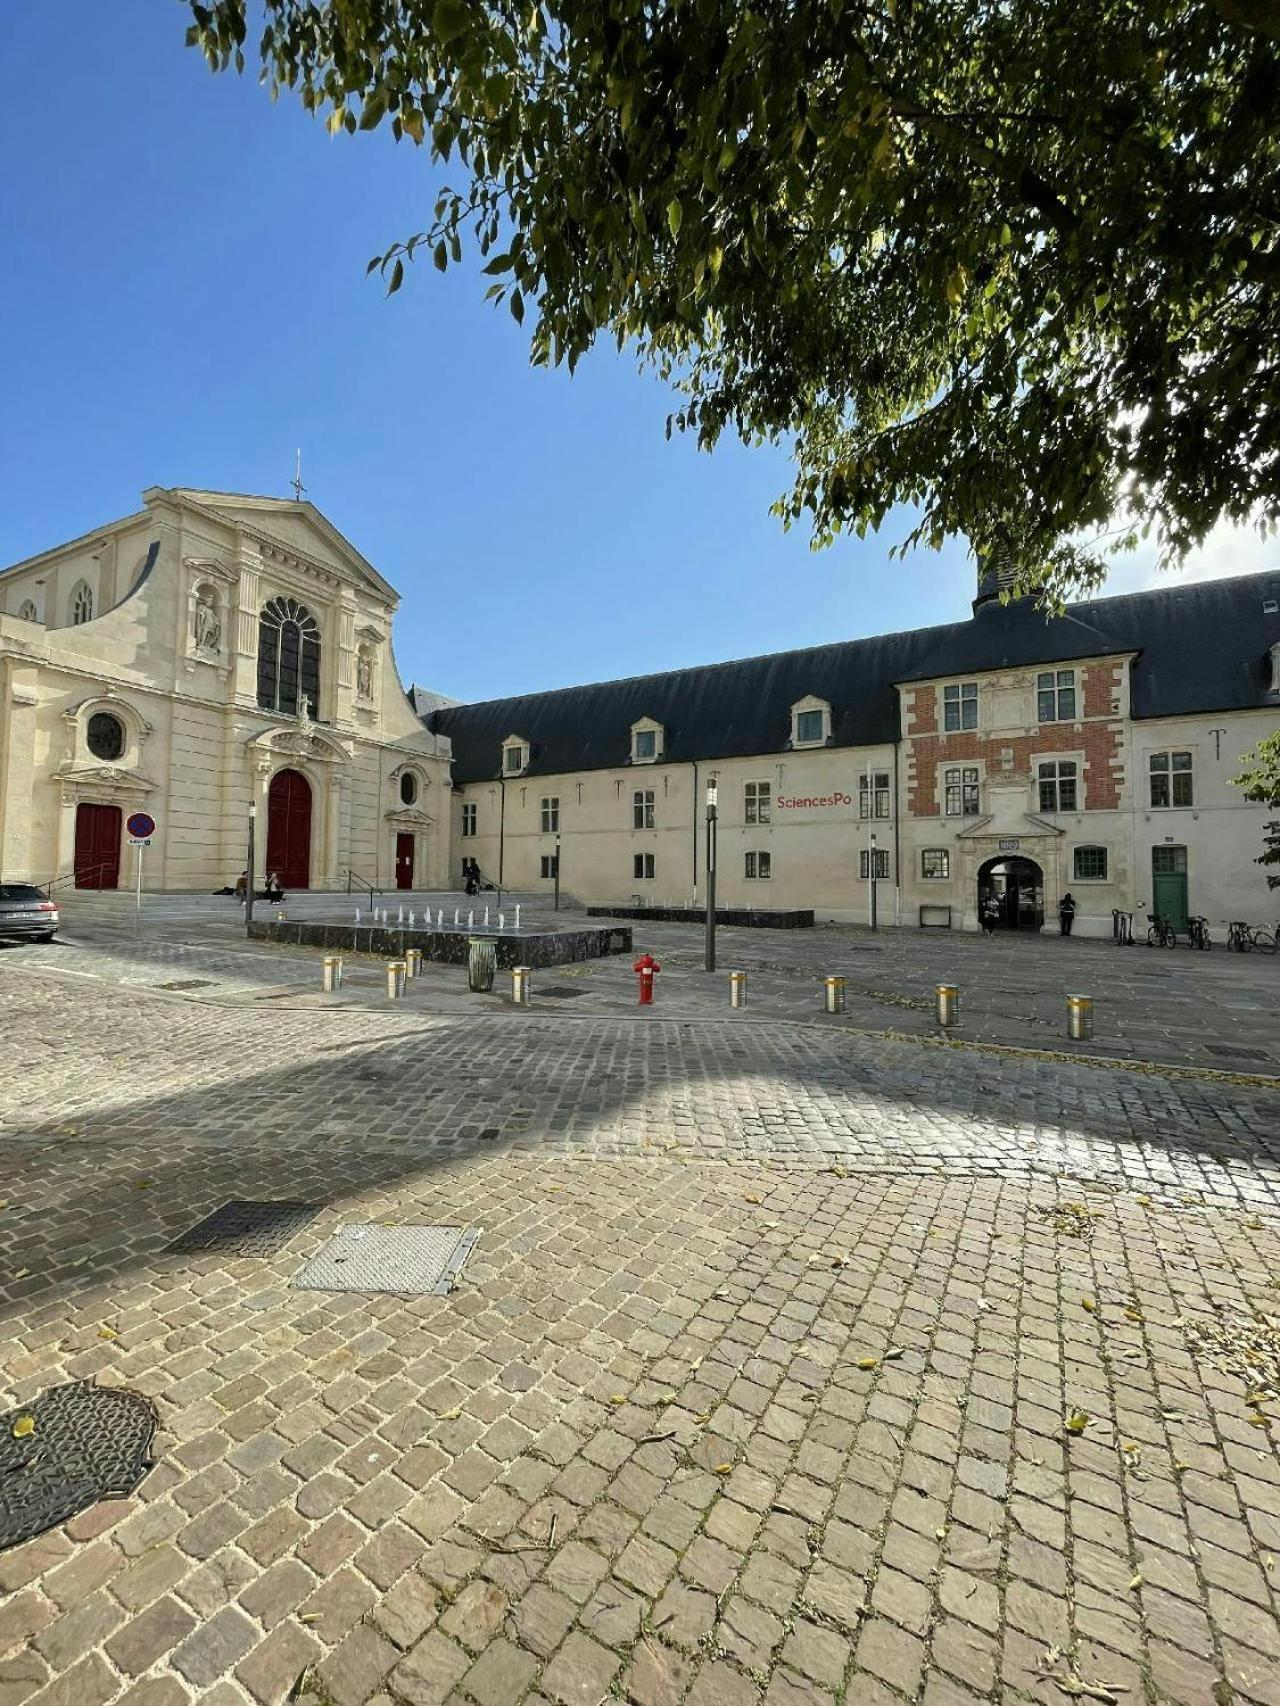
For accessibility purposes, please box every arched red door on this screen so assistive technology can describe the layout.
[266,769,312,890]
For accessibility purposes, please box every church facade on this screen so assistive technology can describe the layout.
[2,486,1277,936]
[0,488,449,897]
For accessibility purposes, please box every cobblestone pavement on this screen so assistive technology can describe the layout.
[17,888,1280,1075]
[2,964,1280,1705]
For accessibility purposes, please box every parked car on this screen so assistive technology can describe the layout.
[0,883,59,942]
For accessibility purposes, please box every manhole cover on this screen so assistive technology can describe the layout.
[540,987,587,999]
[0,1383,156,1553]
[156,979,215,992]
[292,1225,478,1295]
[165,1200,321,1257]
[1205,1044,1272,1063]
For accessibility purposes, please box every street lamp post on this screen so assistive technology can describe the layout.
[869,831,878,932]
[554,832,561,912]
[245,802,257,929]
[705,778,718,972]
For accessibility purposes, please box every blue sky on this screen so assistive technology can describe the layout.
[0,3,1255,703]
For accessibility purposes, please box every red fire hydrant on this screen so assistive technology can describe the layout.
[633,952,660,1005]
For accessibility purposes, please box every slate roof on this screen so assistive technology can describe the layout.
[424,570,1280,783]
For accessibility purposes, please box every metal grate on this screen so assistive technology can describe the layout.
[539,986,587,999]
[1205,1044,1272,1063]
[0,1383,157,1554]
[165,1200,321,1257]
[292,1225,479,1295]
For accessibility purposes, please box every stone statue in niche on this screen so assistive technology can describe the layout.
[356,650,373,700]
[193,591,220,654]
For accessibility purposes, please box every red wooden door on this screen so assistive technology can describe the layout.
[266,769,312,890]
[395,833,415,890]
[74,803,121,889]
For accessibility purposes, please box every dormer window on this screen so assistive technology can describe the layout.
[790,696,831,748]
[502,736,529,776]
[630,718,664,764]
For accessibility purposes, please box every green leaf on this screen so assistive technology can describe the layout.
[433,241,447,271]
[432,0,471,44]
[666,199,683,239]
[388,258,405,294]
[510,289,525,323]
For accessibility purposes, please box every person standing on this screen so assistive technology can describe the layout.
[1059,891,1077,936]
[980,892,1001,935]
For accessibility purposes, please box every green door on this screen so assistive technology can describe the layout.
[1151,846,1189,931]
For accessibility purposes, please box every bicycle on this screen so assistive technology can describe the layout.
[1186,915,1212,950]
[1253,921,1277,955]
[1227,920,1255,952]
[1146,914,1177,949]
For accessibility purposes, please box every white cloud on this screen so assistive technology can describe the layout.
[1101,517,1277,597]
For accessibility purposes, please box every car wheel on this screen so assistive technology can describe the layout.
[36,932,56,943]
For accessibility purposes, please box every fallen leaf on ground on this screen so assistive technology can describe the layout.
[97,1326,118,1341]
[1082,1297,1097,1313]
[608,1394,626,1406]
[713,1463,733,1474]
[438,1406,462,1420]
[1065,1409,1091,1435]
[11,1416,35,1439]
[744,1195,762,1205]
[1128,1572,1142,1590]
[857,1357,880,1371]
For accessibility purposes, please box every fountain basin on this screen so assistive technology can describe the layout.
[249,920,632,969]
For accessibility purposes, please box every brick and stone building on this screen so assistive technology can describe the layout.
[2,488,1277,934]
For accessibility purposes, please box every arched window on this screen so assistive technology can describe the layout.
[400,772,418,806]
[86,712,126,761]
[17,600,37,622]
[257,596,321,717]
[70,581,94,625]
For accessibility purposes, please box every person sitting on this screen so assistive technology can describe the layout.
[264,871,285,904]
[234,871,248,901]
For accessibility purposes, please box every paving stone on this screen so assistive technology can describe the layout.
[171,1606,258,1686]
[542,1631,622,1705]
[235,1622,324,1706]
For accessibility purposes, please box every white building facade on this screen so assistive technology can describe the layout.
[3,490,1276,937]
[0,488,449,896]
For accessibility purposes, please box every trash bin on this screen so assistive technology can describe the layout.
[468,937,496,993]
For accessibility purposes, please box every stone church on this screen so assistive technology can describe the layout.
[0,487,449,895]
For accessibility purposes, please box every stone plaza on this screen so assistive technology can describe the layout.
[1,898,1279,1705]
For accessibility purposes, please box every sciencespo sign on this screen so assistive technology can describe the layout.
[775,791,853,810]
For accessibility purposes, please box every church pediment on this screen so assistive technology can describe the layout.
[955,813,1064,841]
[161,489,396,603]
[247,716,352,766]
[384,807,435,829]
[53,762,157,797]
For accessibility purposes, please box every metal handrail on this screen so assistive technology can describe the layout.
[345,869,379,900]
[44,860,119,895]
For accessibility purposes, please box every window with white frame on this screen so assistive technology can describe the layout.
[745,851,772,880]
[632,789,655,829]
[1073,845,1108,881]
[1038,760,1078,813]
[859,849,890,880]
[1036,668,1077,722]
[631,720,663,763]
[859,770,891,819]
[944,766,980,815]
[461,803,477,837]
[1149,750,1193,808]
[921,848,950,879]
[744,781,771,825]
[540,855,557,878]
[502,736,528,775]
[791,698,831,747]
[540,796,559,833]
[943,682,978,731]
[633,852,655,880]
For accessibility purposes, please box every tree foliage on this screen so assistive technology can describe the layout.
[1234,730,1280,888]
[184,0,1280,592]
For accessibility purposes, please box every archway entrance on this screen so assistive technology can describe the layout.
[266,769,312,890]
[978,855,1044,931]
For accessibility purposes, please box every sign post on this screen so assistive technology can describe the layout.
[126,812,156,936]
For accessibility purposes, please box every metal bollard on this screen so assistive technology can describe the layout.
[322,954,343,993]
[824,975,846,1014]
[512,965,531,1006]
[404,947,422,979]
[386,960,406,1000]
[730,970,747,1008]
[1067,993,1094,1041]
[935,983,960,1027]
